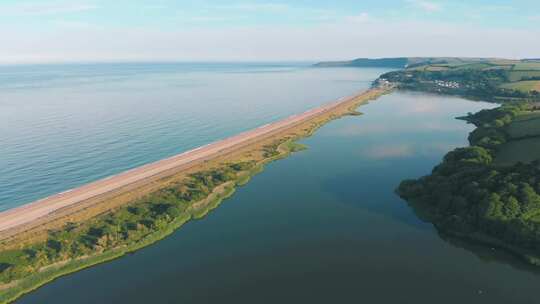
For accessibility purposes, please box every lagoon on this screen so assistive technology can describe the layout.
[16,89,540,304]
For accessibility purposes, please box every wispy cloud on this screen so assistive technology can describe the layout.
[483,5,515,12]
[2,11,540,63]
[345,12,371,23]
[53,20,102,30]
[142,5,167,10]
[1,2,98,16]
[212,3,290,13]
[183,16,237,23]
[406,0,442,12]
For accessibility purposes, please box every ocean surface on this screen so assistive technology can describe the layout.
[0,63,385,211]
[4,63,540,303]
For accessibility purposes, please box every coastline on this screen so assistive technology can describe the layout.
[437,226,540,266]
[0,87,389,242]
[0,86,393,304]
[397,103,540,269]
[402,197,540,268]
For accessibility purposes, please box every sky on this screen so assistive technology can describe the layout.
[0,0,539,63]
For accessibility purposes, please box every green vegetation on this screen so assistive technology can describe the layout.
[0,85,388,303]
[505,114,540,138]
[389,59,540,263]
[317,57,540,100]
[501,80,540,93]
[0,162,256,302]
[495,137,540,166]
[378,58,540,102]
[398,103,540,265]
[491,107,540,165]
[0,134,314,303]
[319,56,540,263]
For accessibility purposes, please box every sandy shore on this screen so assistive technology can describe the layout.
[0,88,384,236]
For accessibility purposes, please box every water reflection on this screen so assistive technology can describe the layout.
[320,169,431,230]
[439,231,540,275]
[405,196,540,275]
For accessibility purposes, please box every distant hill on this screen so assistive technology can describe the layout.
[314,57,408,68]
[314,57,531,69]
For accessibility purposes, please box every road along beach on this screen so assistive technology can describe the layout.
[0,87,390,242]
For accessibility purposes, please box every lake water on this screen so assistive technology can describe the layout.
[4,64,540,303]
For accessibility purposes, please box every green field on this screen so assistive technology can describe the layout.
[513,111,540,122]
[507,71,540,82]
[500,80,540,92]
[492,111,540,165]
[494,137,540,165]
[507,113,540,138]
[513,62,540,70]
[409,61,506,72]
[452,62,494,70]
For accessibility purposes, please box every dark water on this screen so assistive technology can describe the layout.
[17,92,540,304]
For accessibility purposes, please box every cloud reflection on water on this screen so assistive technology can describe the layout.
[359,141,464,160]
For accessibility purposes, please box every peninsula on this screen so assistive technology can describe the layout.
[0,85,392,304]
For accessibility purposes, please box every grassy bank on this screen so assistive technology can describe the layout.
[0,87,390,304]
[397,103,540,266]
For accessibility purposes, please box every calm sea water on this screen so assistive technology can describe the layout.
[0,63,385,211]
[14,74,540,303]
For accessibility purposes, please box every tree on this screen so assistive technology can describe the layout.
[481,193,504,220]
[503,196,521,219]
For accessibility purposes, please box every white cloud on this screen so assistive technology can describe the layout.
[0,2,98,16]
[406,0,442,12]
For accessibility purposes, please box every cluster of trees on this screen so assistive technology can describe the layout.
[0,161,256,284]
[398,104,540,257]
[464,105,522,150]
[380,69,540,101]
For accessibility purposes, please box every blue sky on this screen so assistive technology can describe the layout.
[1,0,539,63]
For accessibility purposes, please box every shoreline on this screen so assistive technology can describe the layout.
[397,102,540,268]
[436,226,540,267]
[0,87,390,241]
[0,86,392,304]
